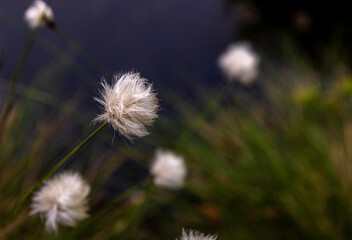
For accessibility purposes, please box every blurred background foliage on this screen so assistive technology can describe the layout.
[2,0,352,239]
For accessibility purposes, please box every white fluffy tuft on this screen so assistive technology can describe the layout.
[151,149,187,189]
[30,171,90,232]
[178,229,217,240]
[24,0,54,28]
[95,72,159,140]
[218,42,260,85]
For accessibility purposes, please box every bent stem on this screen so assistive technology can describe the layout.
[69,178,153,237]
[50,25,109,75]
[176,85,229,149]
[111,179,155,239]
[6,122,108,225]
[112,178,153,205]
[0,30,37,132]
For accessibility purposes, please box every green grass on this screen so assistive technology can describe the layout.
[2,9,352,238]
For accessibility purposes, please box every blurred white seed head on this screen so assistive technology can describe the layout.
[151,149,187,189]
[24,0,54,28]
[178,229,217,240]
[95,72,159,140]
[218,42,260,85]
[30,171,90,232]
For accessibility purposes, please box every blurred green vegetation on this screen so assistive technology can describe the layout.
[2,12,352,239]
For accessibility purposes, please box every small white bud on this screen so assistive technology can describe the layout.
[24,0,54,28]
[218,42,260,85]
[151,149,187,189]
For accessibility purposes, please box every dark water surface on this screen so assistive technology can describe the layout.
[0,0,233,102]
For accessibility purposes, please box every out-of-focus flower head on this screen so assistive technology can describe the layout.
[177,229,217,240]
[218,42,260,85]
[95,72,159,140]
[24,0,54,28]
[30,171,90,232]
[151,149,187,189]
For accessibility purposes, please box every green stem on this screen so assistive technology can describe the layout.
[111,178,153,205]
[68,179,153,237]
[0,30,37,132]
[51,26,109,75]
[8,30,37,104]
[7,122,108,223]
[110,179,154,239]
[177,85,229,148]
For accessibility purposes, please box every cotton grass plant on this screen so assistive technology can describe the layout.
[1,0,52,136]
[2,1,352,239]
[94,72,159,140]
[1,1,164,235]
[218,42,260,85]
[162,45,352,240]
[30,171,90,232]
[24,0,54,29]
[151,149,187,189]
[9,70,160,223]
[177,229,217,240]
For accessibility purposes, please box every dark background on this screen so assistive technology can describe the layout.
[1,0,352,100]
[0,0,233,102]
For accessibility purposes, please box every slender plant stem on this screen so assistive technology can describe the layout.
[68,178,153,237]
[51,25,109,75]
[111,178,153,205]
[176,85,229,149]
[8,30,37,103]
[0,30,37,133]
[93,178,153,212]
[111,179,155,239]
[6,122,108,224]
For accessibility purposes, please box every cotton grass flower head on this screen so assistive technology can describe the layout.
[24,0,54,28]
[151,149,187,189]
[30,171,90,232]
[95,72,159,140]
[177,229,217,240]
[218,42,260,85]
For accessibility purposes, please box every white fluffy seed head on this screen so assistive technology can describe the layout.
[95,72,159,140]
[178,229,217,240]
[218,42,260,85]
[151,149,187,189]
[30,171,90,232]
[24,0,54,28]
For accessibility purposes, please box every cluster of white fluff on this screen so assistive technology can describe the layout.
[178,229,217,240]
[20,0,224,236]
[218,42,260,85]
[95,72,159,140]
[151,149,187,189]
[30,172,90,232]
[24,0,54,28]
